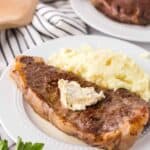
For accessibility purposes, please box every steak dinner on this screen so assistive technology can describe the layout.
[10,56,150,150]
[91,0,150,25]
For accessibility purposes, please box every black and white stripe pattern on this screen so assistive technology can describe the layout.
[0,0,87,70]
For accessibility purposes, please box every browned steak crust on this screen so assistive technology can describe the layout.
[10,56,150,150]
[91,0,150,25]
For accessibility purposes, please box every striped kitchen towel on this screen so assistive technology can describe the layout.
[0,0,87,148]
[0,0,87,71]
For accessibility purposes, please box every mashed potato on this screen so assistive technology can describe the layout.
[48,47,150,101]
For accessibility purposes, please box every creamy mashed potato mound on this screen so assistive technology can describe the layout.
[48,47,150,101]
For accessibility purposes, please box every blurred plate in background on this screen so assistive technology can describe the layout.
[70,0,150,42]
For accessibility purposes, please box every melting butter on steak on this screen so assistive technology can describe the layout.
[58,79,105,111]
[10,56,150,150]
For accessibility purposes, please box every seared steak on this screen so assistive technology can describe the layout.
[91,0,150,25]
[10,56,150,150]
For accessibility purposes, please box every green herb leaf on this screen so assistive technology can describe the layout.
[0,140,8,150]
[0,137,44,150]
[15,137,24,150]
[16,137,44,150]
[23,142,32,150]
[31,143,44,150]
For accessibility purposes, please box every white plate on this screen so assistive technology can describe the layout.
[0,35,150,150]
[70,0,150,42]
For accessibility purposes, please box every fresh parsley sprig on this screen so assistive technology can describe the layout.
[0,140,8,150]
[0,137,44,150]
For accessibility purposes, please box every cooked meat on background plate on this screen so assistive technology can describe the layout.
[91,0,150,25]
[10,56,150,150]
